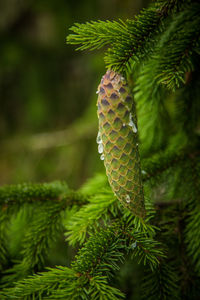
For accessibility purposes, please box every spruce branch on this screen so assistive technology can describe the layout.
[0,181,87,207]
[50,274,125,300]
[141,263,180,299]
[1,223,165,299]
[78,173,110,195]
[173,69,200,136]
[155,3,200,90]
[184,157,200,276]
[0,183,87,286]
[104,9,162,72]
[155,0,192,15]
[0,266,76,300]
[128,232,165,271]
[0,206,20,271]
[0,213,9,270]
[134,49,172,154]
[0,181,87,279]
[47,225,127,299]
[69,215,165,273]
[1,201,66,286]
[141,149,187,181]
[67,19,129,51]
[121,205,157,237]
[0,182,67,206]
[1,226,126,299]
[71,225,125,275]
[67,0,191,72]
[65,189,118,246]
[119,217,165,271]
[67,9,161,72]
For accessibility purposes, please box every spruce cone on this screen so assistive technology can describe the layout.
[96,70,145,218]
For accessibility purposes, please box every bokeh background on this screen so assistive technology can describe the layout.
[0,0,149,189]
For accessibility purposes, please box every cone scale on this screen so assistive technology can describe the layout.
[96,70,145,218]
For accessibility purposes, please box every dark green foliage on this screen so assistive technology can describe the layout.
[67,0,198,77]
[142,263,180,299]
[185,207,200,275]
[0,0,200,299]
[0,213,9,271]
[0,266,76,299]
[65,189,118,246]
[1,223,165,299]
[149,3,200,90]
[1,227,126,299]
[67,11,161,72]
[0,182,85,289]
[2,202,65,285]
[0,181,68,205]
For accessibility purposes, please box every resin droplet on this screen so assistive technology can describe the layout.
[130,241,137,249]
[128,113,137,133]
[100,154,105,160]
[98,143,104,154]
[125,194,131,203]
[132,123,137,133]
[96,131,102,144]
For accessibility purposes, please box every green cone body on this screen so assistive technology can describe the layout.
[97,70,145,218]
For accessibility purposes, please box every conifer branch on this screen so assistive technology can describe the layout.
[0,206,20,271]
[0,266,76,300]
[0,182,67,205]
[0,213,9,270]
[71,225,125,275]
[78,173,110,195]
[155,3,200,90]
[65,189,118,246]
[0,182,87,285]
[134,45,174,153]
[67,10,161,73]
[172,68,200,136]
[134,3,200,95]
[1,223,165,299]
[0,181,87,206]
[67,0,191,72]
[127,232,165,271]
[184,156,200,276]
[156,0,192,15]
[185,207,200,274]
[103,9,162,72]
[1,201,67,286]
[1,226,126,299]
[141,263,180,299]
[141,150,186,181]
[67,19,129,51]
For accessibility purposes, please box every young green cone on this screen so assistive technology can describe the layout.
[97,70,145,218]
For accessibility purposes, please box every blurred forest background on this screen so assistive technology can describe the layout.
[0,0,149,189]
